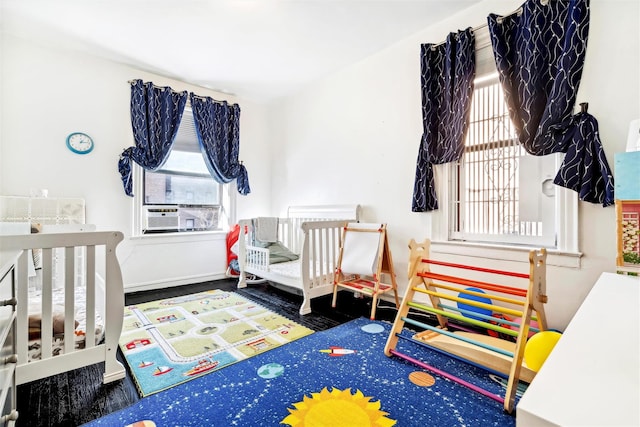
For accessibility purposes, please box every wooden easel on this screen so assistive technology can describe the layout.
[331,223,399,319]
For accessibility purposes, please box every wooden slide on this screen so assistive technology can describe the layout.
[413,329,536,383]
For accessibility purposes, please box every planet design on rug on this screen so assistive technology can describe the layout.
[408,371,436,387]
[281,387,397,427]
[258,362,285,379]
[361,323,385,334]
[125,421,156,427]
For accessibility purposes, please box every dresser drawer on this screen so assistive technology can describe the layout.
[0,324,15,427]
[0,268,15,347]
[0,361,16,427]
[0,254,17,427]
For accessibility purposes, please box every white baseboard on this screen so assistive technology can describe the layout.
[124,273,228,294]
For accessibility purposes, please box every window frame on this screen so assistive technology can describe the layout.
[143,168,221,205]
[132,164,235,238]
[131,107,235,238]
[449,73,561,248]
[429,28,581,268]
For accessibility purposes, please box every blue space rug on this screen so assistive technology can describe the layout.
[85,318,517,426]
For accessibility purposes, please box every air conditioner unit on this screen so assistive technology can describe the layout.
[144,207,179,231]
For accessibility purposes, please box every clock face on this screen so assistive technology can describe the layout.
[66,132,94,154]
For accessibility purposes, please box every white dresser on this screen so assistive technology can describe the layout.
[516,272,640,426]
[0,251,19,426]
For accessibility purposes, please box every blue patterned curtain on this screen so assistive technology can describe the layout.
[488,0,614,206]
[412,28,475,212]
[118,80,187,196]
[190,94,251,195]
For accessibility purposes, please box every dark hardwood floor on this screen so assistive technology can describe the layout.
[16,279,402,427]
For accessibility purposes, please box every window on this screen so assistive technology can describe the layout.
[134,108,229,235]
[434,30,578,257]
[449,72,561,247]
[144,151,219,206]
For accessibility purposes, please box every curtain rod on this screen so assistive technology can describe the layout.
[126,79,189,96]
[428,0,550,50]
[126,79,235,104]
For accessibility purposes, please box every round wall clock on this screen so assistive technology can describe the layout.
[66,132,94,154]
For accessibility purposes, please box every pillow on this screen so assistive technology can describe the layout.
[267,242,300,264]
[252,239,271,248]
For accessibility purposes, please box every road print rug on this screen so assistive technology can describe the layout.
[119,289,313,396]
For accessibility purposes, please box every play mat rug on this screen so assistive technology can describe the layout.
[90,318,519,426]
[119,289,313,396]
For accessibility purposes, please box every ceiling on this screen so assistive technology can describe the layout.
[1,0,479,102]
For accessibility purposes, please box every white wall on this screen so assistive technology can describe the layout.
[1,0,637,328]
[269,0,640,330]
[0,35,273,291]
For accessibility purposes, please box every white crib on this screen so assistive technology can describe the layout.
[237,205,361,315]
[0,230,125,385]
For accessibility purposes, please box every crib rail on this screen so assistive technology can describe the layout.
[240,216,342,257]
[300,220,344,289]
[238,219,345,284]
[237,218,348,315]
[0,231,125,385]
[236,205,360,315]
[244,245,270,272]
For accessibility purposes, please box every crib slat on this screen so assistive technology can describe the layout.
[321,227,329,279]
[41,248,53,361]
[86,245,96,349]
[64,246,75,355]
[311,229,318,283]
[15,252,29,365]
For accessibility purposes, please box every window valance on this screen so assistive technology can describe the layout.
[118,80,250,197]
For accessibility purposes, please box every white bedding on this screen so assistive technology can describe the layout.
[268,259,336,280]
[268,259,301,279]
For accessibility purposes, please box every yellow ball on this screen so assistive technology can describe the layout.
[524,331,562,372]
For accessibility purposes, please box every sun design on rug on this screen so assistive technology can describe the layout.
[281,387,396,427]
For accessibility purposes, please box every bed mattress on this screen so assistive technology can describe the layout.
[268,259,301,278]
[268,260,336,279]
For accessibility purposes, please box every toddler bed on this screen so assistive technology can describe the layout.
[237,205,361,315]
[1,228,125,385]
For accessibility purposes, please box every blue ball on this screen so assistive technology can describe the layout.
[457,287,492,321]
